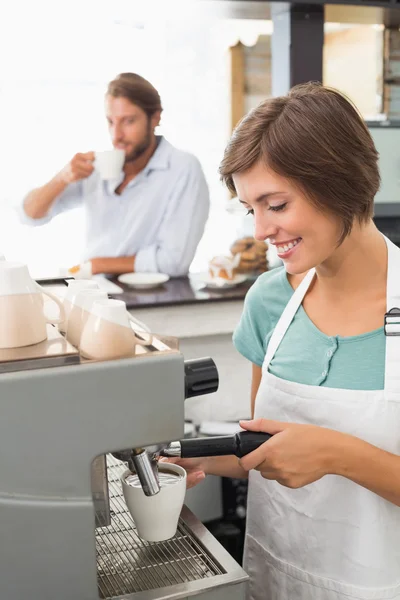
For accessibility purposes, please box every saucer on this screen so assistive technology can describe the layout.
[200,273,248,290]
[117,272,170,290]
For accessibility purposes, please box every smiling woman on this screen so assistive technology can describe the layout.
[170,83,400,600]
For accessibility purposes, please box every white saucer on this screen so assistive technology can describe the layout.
[200,273,248,290]
[117,272,170,290]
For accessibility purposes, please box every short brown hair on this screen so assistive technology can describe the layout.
[219,83,380,242]
[107,73,162,118]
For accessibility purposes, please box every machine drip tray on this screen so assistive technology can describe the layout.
[96,456,246,600]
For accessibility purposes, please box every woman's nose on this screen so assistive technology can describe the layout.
[254,216,278,242]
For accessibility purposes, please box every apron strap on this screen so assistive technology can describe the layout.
[263,268,315,370]
[384,236,400,392]
[263,236,400,390]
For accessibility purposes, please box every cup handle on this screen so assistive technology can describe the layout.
[37,284,66,325]
[128,313,153,346]
[128,313,151,332]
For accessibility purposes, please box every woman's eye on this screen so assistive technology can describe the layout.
[269,203,287,212]
[246,209,254,216]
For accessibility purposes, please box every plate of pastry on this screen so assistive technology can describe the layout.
[200,273,248,290]
[117,273,170,290]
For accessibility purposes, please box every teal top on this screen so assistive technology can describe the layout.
[233,267,386,390]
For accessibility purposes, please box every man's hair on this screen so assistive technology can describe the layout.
[107,73,163,118]
[219,82,380,242]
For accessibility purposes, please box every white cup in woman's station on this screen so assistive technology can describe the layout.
[0,262,65,348]
[65,289,108,348]
[121,463,187,542]
[94,149,125,180]
[80,299,153,360]
[59,280,99,334]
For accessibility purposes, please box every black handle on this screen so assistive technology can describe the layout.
[179,435,235,458]
[179,431,272,458]
[235,431,272,457]
[184,358,219,398]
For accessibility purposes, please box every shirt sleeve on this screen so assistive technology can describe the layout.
[18,180,84,226]
[233,277,272,367]
[134,157,210,277]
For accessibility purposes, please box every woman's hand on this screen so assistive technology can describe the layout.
[239,418,344,489]
[158,456,206,489]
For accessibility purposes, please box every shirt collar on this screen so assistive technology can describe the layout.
[143,136,171,175]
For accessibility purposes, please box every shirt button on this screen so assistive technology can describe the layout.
[322,370,328,378]
[327,349,333,358]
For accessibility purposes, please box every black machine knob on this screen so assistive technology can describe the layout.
[184,358,219,399]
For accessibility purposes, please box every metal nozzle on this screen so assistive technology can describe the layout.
[131,449,160,496]
[112,448,160,496]
[160,441,182,457]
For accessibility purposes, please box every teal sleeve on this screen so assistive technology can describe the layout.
[233,277,272,367]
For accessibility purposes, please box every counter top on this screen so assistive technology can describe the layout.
[109,273,254,309]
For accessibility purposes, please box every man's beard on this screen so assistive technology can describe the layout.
[124,120,152,164]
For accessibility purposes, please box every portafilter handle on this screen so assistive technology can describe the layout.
[184,357,219,399]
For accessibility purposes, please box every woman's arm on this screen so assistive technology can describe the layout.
[251,364,262,417]
[239,418,400,507]
[334,434,400,507]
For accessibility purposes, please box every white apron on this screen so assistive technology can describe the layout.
[244,236,400,600]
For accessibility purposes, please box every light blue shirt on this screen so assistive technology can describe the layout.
[233,266,385,390]
[20,137,210,276]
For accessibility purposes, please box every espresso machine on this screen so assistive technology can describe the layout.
[0,326,248,600]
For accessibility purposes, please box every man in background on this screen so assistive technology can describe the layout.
[21,73,209,277]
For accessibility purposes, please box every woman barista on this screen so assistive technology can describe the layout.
[163,83,400,599]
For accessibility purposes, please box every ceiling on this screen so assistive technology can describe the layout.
[194,0,400,26]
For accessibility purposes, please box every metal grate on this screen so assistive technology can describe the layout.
[96,455,224,599]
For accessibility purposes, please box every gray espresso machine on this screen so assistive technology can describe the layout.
[0,328,248,600]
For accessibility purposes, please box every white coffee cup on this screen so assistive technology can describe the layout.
[59,279,99,334]
[94,149,125,180]
[80,299,153,360]
[65,289,108,348]
[121,463,187,541]
[0,262,65,348]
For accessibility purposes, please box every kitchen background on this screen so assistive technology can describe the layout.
[2,0,400,565]
[0,0,399,276]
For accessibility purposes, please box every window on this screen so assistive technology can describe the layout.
[0,1,241,275]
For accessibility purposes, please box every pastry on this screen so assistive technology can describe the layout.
[229,237,269,274]
[209,255,240,280]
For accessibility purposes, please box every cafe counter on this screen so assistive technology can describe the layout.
[110,273,254,425]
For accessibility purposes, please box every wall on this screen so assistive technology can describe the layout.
[323,25,383,118]
[383,28,400,119]
[243,34,271,113]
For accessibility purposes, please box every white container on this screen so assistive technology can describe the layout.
[79,299,153,360]
[94,149,125,180]
[59,279,99,334]
[0,262,64,348]
[121,463,187,542]
[65,289,108,348]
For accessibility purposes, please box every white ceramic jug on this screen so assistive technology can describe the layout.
[0,262,65,348]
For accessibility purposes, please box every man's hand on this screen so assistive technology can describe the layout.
[59,152,95,184]
[66,261,92,279]
[239,418,345,489]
